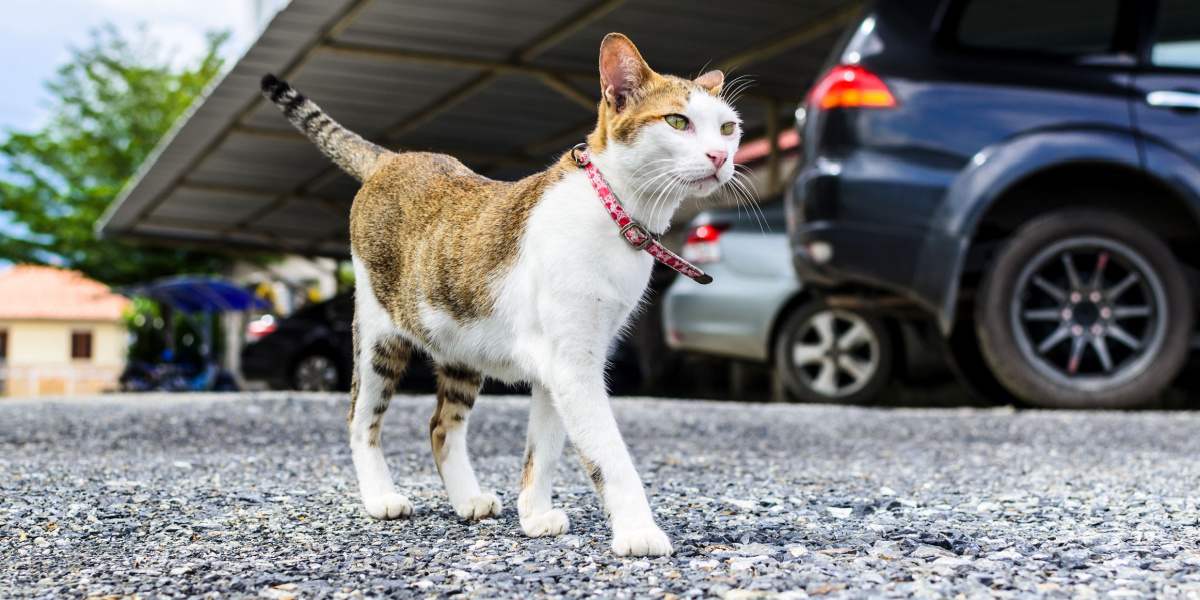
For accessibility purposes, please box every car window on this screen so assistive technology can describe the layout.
[1151,0,1200,69]
[956,0,1119,56]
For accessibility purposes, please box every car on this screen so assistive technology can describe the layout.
[242,293,364,392]
[242,292,643,394]
[662,204,944,403]
[788,0,1200,408]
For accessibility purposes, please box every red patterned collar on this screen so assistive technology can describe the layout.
[571,144,713,285]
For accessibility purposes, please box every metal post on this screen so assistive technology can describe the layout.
[766,98,781,196]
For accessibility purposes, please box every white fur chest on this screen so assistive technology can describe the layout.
[413,169,654,383]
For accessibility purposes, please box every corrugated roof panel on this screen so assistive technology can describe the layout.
[99,0,860,257]
[243,54,484,135]
[150,188,276,224]
[396,74,593,154]
[334,0,596,61]
[187,131,329,191]
[245,197,348,236]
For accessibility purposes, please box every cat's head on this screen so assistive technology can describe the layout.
[587,33,741,200]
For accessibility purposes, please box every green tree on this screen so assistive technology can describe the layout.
[0,25,234,285]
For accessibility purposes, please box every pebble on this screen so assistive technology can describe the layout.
[2,393,1200,598]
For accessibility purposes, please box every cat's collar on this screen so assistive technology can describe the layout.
[571,143,713,285]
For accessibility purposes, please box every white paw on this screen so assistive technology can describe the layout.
[456,492,502,521]
[363,492,413,520]
[612,526,673,557]
[521,509,570,538]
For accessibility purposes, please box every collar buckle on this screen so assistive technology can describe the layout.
[570,143,590,167]
[619,221,655,250]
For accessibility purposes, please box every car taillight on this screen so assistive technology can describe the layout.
[246,314,277,341]
[682,223,729,264]
[807,65,896,110]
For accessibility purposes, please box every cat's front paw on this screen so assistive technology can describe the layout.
[363,492,413,520]
[612,525,673,557]
[521,509,569,537]
[456,492,502,521]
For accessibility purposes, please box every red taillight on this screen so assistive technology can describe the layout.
[246,315,277,341]
[686,224,728,244]
[808,65,896,110]
[683,223,729,264]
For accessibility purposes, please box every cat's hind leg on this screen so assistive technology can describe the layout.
[430,364,501,520]
[348,317,413,520]
[518,383,569,537]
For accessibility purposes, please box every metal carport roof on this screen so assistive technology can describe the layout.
[98,0,863,257]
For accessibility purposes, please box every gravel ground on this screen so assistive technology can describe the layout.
[4,393,1200,599]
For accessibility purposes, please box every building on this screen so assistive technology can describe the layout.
[0,266,130,397]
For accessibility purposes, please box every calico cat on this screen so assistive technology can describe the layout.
[262,33,742,557]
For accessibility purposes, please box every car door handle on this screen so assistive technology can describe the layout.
[1146,90,1200,110]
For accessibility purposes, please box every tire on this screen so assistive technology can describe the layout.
[942,323,1019,406]
[773,301,894,404]
[975,209,1192,408]
[291,352,341,392]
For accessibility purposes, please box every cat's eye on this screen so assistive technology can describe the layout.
[721,121,737,136]
[664,114,689,130]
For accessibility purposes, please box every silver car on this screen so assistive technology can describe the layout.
[662,205,937,403]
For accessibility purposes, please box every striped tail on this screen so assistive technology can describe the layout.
[260,74,387,181]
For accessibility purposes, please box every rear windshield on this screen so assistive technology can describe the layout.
[955,0,1120,56]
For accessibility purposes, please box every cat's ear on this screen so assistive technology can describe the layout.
[694,70,725,96]
[599,33,653,112]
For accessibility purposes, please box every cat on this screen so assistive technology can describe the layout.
[261,33,742,557]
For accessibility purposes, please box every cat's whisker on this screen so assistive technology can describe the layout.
[721,74,757,106]
[729,170,768,234]
[632,169,681,204]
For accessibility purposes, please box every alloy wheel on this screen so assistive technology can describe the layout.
[790,309,880,398]
[294,355,339,392]
[1009,236,1167,391]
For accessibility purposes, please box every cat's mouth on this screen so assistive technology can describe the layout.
[683,174,720,186]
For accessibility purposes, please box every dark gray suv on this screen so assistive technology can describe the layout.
[789,0,1200,408]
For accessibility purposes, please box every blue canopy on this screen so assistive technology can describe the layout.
[124,277,270,313]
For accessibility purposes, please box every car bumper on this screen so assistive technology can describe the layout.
[663,269,799,362]
[792,220,965,333]
[788,154,968,333]
[240,342,291,389]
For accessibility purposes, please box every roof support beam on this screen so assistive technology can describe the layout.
[716,4,861,72]
[516,0,627,62]
[765,98,781,196]
[536,73,597,111]
[129,0,376,224]
[291,0,621,196]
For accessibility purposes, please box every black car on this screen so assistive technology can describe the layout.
[242,294,366,391]
[788,0,1200,408]
[242,292,644,394]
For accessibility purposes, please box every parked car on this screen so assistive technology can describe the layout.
[242,292,643,394]
[243,293,369,391]
[663,204,944,403]
[788,0,1200,408]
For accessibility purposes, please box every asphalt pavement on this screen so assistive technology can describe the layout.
[3,393,1200,598]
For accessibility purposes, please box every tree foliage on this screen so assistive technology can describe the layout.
[0,25,234,285]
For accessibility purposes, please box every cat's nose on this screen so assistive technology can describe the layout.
[706,150,727,170]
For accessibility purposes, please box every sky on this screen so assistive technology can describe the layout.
[0,0,287,132]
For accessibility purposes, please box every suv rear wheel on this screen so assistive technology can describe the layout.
[975,209,1192,408]
[774,301,894,403]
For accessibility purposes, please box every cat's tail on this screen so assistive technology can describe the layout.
[260,74,387,181]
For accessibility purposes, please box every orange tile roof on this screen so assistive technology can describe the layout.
[0,265,130,322]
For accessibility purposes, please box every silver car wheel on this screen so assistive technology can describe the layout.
[791,309,880,398]
[294,355,339,392]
